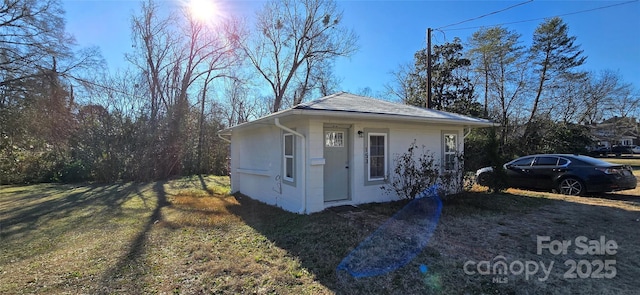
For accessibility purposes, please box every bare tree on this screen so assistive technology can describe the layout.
[127,0,242,177]
[549,74,587,124]
[0,0,69,90]
[220,78,258,127]
[242,0,358,112]
[0,0,104,106]
[576,70,633,124]
[127,0,179,123]
[385,62,414,103]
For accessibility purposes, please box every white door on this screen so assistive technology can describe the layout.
[324,128,349,201]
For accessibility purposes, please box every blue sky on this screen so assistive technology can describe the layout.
[63,0,640,97]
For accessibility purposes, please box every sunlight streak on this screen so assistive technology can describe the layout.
[184,0,222,24]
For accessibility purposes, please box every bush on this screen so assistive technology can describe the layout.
[58,160,91,183]
[485,127,508,193]
[382,140,467,200]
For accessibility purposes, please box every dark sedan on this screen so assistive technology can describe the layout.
[475,154,637,195]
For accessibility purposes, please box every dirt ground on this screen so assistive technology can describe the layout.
[1,175,638,294]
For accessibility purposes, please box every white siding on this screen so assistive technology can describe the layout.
[230,116,464,214]
[350,121,455,206]
[307,118,463,213]
[230,120,307,213]
[305,121,325,213]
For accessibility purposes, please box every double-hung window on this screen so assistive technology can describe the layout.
[283,133,295,183]
[443,133,458,171]
[368,133,387,181]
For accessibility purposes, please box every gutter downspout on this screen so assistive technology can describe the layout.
[274,118,307,214]
[217,133,231,143]
[463,127,472,139]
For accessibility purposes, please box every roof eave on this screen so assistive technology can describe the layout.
[218,108,496,135]
[296,109,496,127]
[217,108,296,135]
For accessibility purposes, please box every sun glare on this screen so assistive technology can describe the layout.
[187,0,219,23]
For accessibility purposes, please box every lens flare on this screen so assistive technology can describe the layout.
[337,185,442,278]
[187,0,219,22]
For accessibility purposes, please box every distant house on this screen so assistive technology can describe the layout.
[590,117,639,147]
[218,92,494,214]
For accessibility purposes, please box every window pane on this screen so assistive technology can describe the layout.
[445,154,456,170]
[512,157,534,166]
[370,156,384,178]
[534,157,558,166]
[325,131,344,147]
[284,135,293,156]
[369,135,386,179]
[444,134,456,153]
[285,158,293,178]
[370,135,384,156]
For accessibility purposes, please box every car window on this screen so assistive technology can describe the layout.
[533,156,558,166]
[557,158,568,166]
[510,157,534,166]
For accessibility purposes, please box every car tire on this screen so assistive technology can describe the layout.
[476,172,492,186]
[557,177,584,196]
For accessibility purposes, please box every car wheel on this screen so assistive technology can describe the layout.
[476,172,492,186]
[557,178,584,196]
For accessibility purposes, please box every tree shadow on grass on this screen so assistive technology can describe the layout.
[0,181,164,295]
[97,180,168,294]
[0,183,143,245]
[596,192,640,203]
[198,174,215,195]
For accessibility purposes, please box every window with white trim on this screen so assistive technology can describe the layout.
[283,133,294,182]
[368,133,387,181]
[443,133,457,171]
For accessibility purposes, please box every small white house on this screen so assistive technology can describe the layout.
[218,92,494,214]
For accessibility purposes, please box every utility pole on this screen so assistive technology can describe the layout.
[426,27,432,109]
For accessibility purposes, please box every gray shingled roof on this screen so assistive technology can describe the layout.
[294,92,493,125]
[220,92,494,134]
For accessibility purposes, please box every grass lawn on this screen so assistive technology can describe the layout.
[605,157,640,195]
[1,175,639,294]
[606,157,640,169]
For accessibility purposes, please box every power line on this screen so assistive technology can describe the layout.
[441,0,638,32]
[436,0,534,30]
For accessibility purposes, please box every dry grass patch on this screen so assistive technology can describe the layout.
[605,157,640,196]
[0,182,158,294]
[1,175,639,294]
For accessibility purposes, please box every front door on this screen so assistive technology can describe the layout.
[324,128,349,201]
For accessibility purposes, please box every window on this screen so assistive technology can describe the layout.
[443,133,458,171]
[283,133,294,182]
[325,131,344,147]
[511,157,534,167]
[534,156,559,166]
[368,133,387,181]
